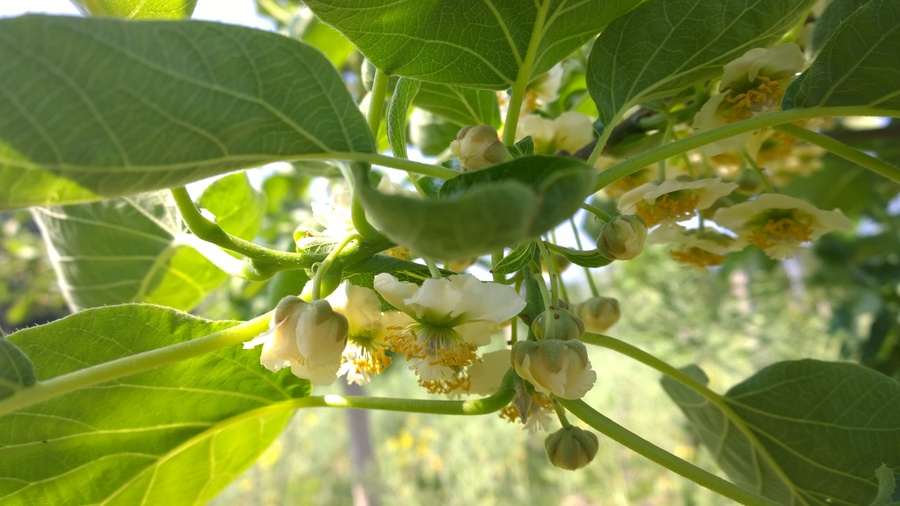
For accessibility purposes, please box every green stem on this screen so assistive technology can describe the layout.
[367,68,389,138]
[536,240,559,306]
[594,107,900,191]
[491,251,505,283]
[551,397,572,428]
[740,151,776,193]
[312,233,360,300]
[774,123,900,183]
[570,218,600,298]
[171,187,310,278]
[559,398,778,506]
[579,202,612,222]
[0,314,272,417]
[501,0,551,145]
[549,230,570,303]
[342,152,459,179]
[424,258,443,279]
[257,0,292,24]
[532,272,554,340]
[580,332,801,499]
[586,111,624,167]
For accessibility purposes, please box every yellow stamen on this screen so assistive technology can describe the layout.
[670,248,726,268]
[636,192,701,226]
[420,374,471,395]
[724,77,784,122]
[747,213,814,250]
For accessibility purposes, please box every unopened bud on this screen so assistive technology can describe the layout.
[450,125,509,171]
[596,215,647,260]
[545,426,600,471]
[512,339,596,400]
[574,297,620,334]
[532,308,585,341]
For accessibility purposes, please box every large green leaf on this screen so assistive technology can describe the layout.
[305,0,640,89]
[0,305,308,505]
[807,0,869,56]
[784,0,900,110]
[662,360,900,505]
[356,155,595,259]
[414,82,501,128]
[0,15,373,209]
[70,0,197,19]
[587,0,815,126]
[32,192,228,311]
[198,172,267,242]
[0,339,36,401]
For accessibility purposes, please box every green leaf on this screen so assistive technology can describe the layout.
[0,338,37,401]
[662,360,900,505]
[414,82,501,128]
[0,15,373,209]
[32,193,227,311]
[492,242,538,275]
[293,8,357,67]
[0,305,308,505]
[198,172,267,241]
[71,0,197,19]
[387,78,422,159]
[545,243,613,268]
[409,109,460,157]
[357,156,595,260]
[305,0,640,89]
[784,0,900,110]
[587,0,815,126]
[808,0,869,56]
[508,136,535,158]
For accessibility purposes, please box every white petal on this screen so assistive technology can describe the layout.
[373,273,420,317]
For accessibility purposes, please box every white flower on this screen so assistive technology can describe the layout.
[512,339,596,400]
[374,273,526,390]
[310,179,415,239]
[449,125,508,172]
[713,194,853,259]
[693,44,805,156]
[466,349,511,395]
[648,224,746,267]
[617,177,738,227]
[244,296,348,386]
[326,281,409,385]
[516,111,594,154]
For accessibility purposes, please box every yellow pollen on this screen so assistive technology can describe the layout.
[636,192,701,226]
[498,394,555,424]
[345,343,392,376]
[748,215,814,250]
[420,375,470,395]
[435,342,478,368]
[724,76,784,122]
[670,248,726,268]
[385,327,426,361]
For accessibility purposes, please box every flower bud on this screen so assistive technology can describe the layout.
[573,297,620,334]
[596,215,648,260]
[449,125,509,171]
[545,426,600,471]
[532,308,585,341]
[511,339,596,399]
[245,296,349,386]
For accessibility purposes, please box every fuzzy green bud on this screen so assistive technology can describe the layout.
[573,297,620,334]
[532,308,585,341]
[544,426,600,471]
[596,215,648,260]
[449,125,509,171]
[511,339,596,399]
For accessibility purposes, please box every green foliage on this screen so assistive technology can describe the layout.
[587,0,815,125]
[491,242,538,276]
[356,156,595,259]
[662,361,900,505]
[808,0,869,56]
[32,193,227,311]
[0,338,36,400]
[0,305,308,505]
[305,0,640,88]
[387,78,422,159]
[70,0,196,19]
[199,173,267,242]
[414,82,501,128]
[0,15,372,209]
[785,0,900,109]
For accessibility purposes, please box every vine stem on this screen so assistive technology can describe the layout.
[0,313,272,417]
[740,150,776,193]
[580,332,801,500]
[570,218,600,298]
[586,111,623,167]
[594,106,900,191]
[579,202,612,222]
[312,233,360,300]
[558,398,778,506]
[367,68,389,138]
[501,0,551,145]
[774,122,900,183]
[171,187,312,278]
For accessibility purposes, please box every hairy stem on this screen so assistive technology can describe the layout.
[559,398,778,506]
[367,67,389,138]
[502,0,551,145]
[0,314,271,417]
